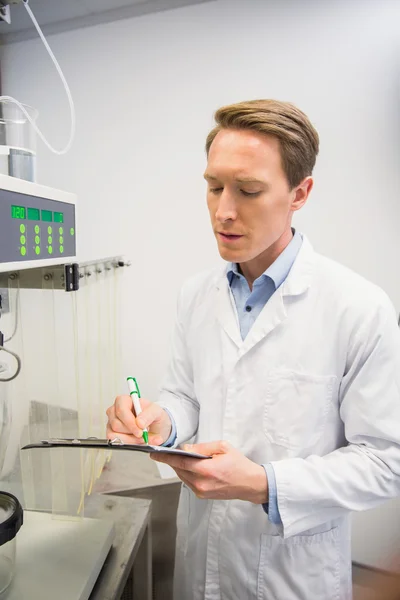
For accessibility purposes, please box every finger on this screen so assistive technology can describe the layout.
[106,424,144,445]
[147,434,164,446]
[136,403,164,431]
[107,411,133,435]
[106,424,163,446]
[174,468,204,487]
[174,469,196,489]
[174,470,210,498]
[115,395,143,437]
[182,440,231,456]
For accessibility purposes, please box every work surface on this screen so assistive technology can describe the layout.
[93,451,181,600]
[4,510,114,600]
[87,494,152,600]
[4,494,151,600]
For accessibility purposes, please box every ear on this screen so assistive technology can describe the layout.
[291,176,313,212]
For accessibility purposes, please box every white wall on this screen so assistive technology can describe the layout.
[2,0,400,565]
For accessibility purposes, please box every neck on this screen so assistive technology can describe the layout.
[239,227,294,289]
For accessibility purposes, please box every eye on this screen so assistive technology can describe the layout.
[240,190,261,197]
[210,187,223,194]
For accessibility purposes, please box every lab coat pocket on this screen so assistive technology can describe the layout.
[257,528,340,600]
[264,370,336,451]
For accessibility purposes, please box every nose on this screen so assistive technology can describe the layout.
[215,190,237,223]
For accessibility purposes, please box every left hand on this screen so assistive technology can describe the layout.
[151,440,268,504]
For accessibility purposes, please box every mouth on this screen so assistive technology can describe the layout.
[217,232,244,243]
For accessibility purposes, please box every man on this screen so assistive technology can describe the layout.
[106,100,400,600]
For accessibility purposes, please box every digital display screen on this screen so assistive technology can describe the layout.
[11,205,26,220]
[28,207,40,221]
[54,212,64,223]
[41,210,53,222]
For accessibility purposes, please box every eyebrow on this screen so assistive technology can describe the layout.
[203,173,266,185]
[235,177,266,185]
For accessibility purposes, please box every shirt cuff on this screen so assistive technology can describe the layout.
[262,463,282,525]
[162,408,177,447]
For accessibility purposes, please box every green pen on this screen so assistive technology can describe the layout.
[127,377,149,444]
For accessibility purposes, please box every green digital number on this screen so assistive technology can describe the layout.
[11,205,26,220]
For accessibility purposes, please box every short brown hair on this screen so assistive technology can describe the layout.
[205,99,319,189]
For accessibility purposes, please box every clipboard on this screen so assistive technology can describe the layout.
[21,437,211,459]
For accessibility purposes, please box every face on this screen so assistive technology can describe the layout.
[205,129,313,272]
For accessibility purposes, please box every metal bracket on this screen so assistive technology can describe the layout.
[0,289,9,313]
[0,0,22,23]
[64,263,79,292]
[0,256,130,292]
[0,5,10,24]
[0,0,23,6]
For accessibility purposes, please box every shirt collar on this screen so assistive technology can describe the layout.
[226,229,303,289]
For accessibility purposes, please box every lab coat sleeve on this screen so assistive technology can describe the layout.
[271,294,400,539]
[161,409,178,447]
[156,287,199,446]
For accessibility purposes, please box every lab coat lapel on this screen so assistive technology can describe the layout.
[216,275,242,348]
[239,236,315,357]
[215,236,315,354]
[239,287,287,357]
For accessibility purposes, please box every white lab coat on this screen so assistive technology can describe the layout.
[158,236,400,600]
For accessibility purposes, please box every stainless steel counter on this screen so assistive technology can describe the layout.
[87,494,152,600]
[93,451,181,600]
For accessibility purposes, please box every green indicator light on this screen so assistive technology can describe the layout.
[35,246,40,255]
[41,210,52,222]
[48,226,52,235]
[70,228,75,236]
[59,227,63,235]
[48,236,52,244]
[28,207,40,221]
[35,225,40,234]
[60,245,64,254]
[20,224,26,234]
[20,247,26,257]
[59,236,64,244]
[20,235,26,245]
[35,235,40,245]
[48,246,53,255]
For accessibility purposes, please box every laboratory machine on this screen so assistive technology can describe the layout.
[0,174,130,599]
[0,2,153,597]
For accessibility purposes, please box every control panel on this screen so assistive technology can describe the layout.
[0,179,77,271]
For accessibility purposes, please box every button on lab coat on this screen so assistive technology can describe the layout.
[158,236,400,600]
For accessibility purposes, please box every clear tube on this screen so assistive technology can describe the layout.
[0,0,76,156]
[0,101,37,181]
[0,368,11,479]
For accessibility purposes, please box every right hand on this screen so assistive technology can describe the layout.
[106,395,172,446]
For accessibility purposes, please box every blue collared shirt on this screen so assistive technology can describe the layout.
[227,230,303,340]
[164,231,303,525]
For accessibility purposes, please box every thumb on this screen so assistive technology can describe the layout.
[136,402,164,430]
[183,440,231,456]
